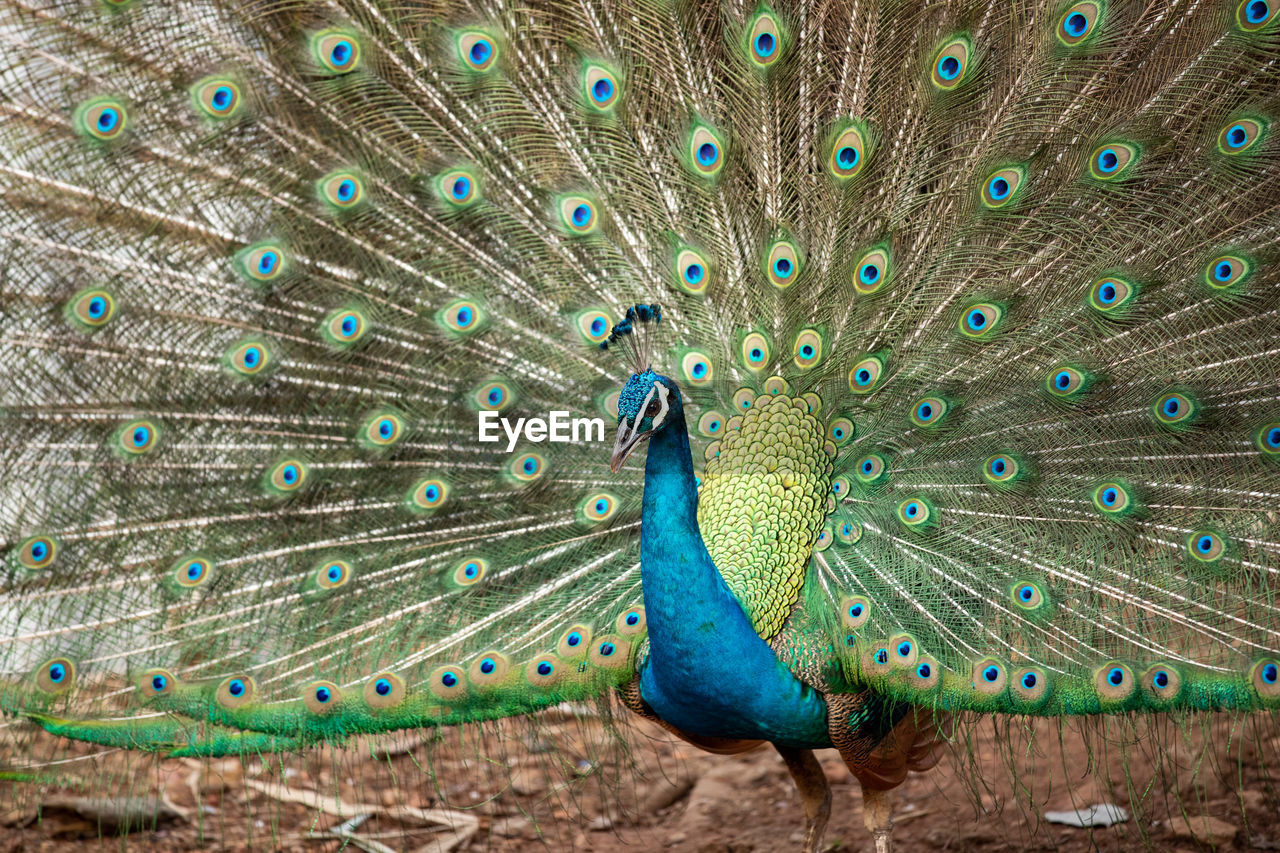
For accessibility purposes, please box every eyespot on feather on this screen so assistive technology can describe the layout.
[687,124,726,177]
[364,671,407,708]
[35,658,75,694]
[509,453,546,483]
[1011,667,1050,705]
[1141,664,1182,703]
[1204,254,1251,290]
[1088,142,1137,180]
[1236,0,1278,31]
[323,307,369,348]
[930,36,972,90]
[557,625,594,659]
[317,170,366,211]
[312,29,361,74]
[848,354,886,394]
[681,350,713,386]
[980,167,1025,208]
[792,329,823,369]
[216,675,256,709]
[746,11,784,68]
[674,246,711,294]
[15,535,57,571]
[579,493,618,525]
[557,195,599,235]
[451,558,487,587]
[959,303,1004,338]
[191,76,244,119]
[226,339,272,376]
[266,459,308,494]
[235,243,287,284]
[429,666,467,700]
[360,411,405,448]
[473,379,514,412]
[582,63,621,111]
[468,653,510,686]
[828,124,868,180]
[971,658,1007,696]
[408,477,449,512]
[314,559,352,591]
[616,607,646,635]
[853,246,892,295]
[697,411,725,437]
[67,288,117,330]
[75,96,128,142]
[1094,662,1135,704]
[436,168,481,208]
[117,419,159,456]
[1057,2,1102,45]
[303,681,342,714]
[172,556,213,589]
[840,596,871,630]
[1087,275,1137,314]
[139,668,177,700]
[1217,117,1266,154]
[525,655,563,687]
[764,240,802,289]
[589,635,630,668]
[457,31,499,72]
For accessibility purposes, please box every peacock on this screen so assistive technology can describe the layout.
[2,0,1279,850]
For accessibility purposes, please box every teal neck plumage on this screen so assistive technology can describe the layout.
[635,401,829,748]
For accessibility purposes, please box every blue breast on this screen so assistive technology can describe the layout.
[634,406,830,748]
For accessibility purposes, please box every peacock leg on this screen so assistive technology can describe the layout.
[776,746,832,853]
[861,786,893,853]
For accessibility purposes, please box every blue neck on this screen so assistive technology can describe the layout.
[636,408,829,748]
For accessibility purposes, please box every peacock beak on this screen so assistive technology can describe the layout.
[610,418,650,473]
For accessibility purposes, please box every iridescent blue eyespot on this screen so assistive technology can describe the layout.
[152,674,167,691]
[987,177,1009,200]
[315,686,331,703]
[595,499,607,513]
[598,641,615,657]
[875,648,889,665]
[1065,12,1088,35]
[488,388,503,405]
[49,663,67,683]
[451,177,470,200]
[1107,667,1124,686]
[917,663,931,678]
[97,109,119,133]
[754,32,775,57]
[1018,585,1034,602]
[626,612,640,626]
[1022,672,1038,689]
[330,40,352,66]
[937,55,960,80]
[697,142,718,166]
[592,78,613,102]
[567,632,582,647]
[1153,670,1170,689]
[87,296,107,318]
[441,671,458,687]
[983,666,999,682]
[967,309,987,330]
[1101,487,1117,505]
[850,603,863,617]
[572,204,590,227]
[684,263,704,284]
[897,641,912,657]
[773,258,792,278]
[1263,663,1278,683]
[480,658,496,674]
[859,263,879,284]
[375,678,392,695]
[228,678,245,697]
[537,661,553,676]
[470,40,491,64]
[1247,0,1270,23]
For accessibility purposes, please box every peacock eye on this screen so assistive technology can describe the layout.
[645,400,660,418]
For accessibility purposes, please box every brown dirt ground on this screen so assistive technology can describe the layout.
[2,707,1278,852]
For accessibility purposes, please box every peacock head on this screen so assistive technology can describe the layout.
[610,369,682,472]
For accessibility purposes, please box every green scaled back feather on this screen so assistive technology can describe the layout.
[1,0,1278,777]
